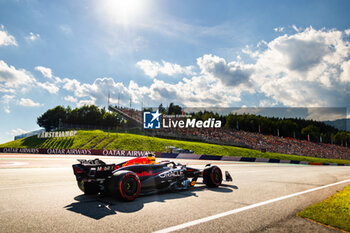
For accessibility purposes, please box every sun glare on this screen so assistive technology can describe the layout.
[103,0,146,25]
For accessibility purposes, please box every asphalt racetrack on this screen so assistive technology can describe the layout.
[1,154,350,233]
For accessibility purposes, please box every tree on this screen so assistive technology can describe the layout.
[37,106,67,131]
[158,104,166,114]
[77,105,103,125]
[37,105,124,130]
[102,112,121,127]
[301,125,320,142]
[167,103,182,115]
[334,131,350,146]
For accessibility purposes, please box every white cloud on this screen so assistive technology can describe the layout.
[0,87,15,94]
[242,45,260,58]
[115,56,252,106]
[252,27,350,109]
[35,66,53,79]
[60,72,243,109]
[17,98,41,107]
[63,77,131,106]
[136,60,160,78]
[35,65,62,83]
[147,77,237,107]
[340,60,350,82]
[64,95,78,103]
[0,25,17,47]
[267,34,331,73]
[274,27,284,32]
[1,94,15,113]
[77,97,96,107]
[292,25,301,32]
[0,60,36,89]
[136,59,195,78]
[62,78,81,92]
[0,60,60,95]
[197,54,254,87]
[25,32,40,41]
[256,40,268,48]
[36,82,59,94]
[0,61,64,112]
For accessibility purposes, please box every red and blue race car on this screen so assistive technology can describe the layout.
[72,155,232,201]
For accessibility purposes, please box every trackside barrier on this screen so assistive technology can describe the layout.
[0,148,157,157]
[0,148,348,166]
[158,153,350,166]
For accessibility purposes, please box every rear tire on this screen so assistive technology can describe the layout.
[109,171,141,201]
[203,166,222,187]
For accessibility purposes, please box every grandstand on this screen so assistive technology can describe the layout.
[107,106,349,160]
[108,105,142,127]
[152,127,350,160]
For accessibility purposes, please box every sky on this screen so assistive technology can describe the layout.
[0,0,350,143]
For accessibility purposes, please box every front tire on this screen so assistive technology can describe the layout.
[203,166,222,187]
[109,171,141,201]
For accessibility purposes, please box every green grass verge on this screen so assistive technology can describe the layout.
[1,130,350,164]
[298,185,350,232]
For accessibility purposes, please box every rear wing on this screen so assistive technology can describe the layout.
[72,156,157,178]
[72,158,116,179]
[77,158,107,166]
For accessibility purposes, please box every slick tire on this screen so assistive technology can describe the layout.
[78,180,99,195]
[109,170,141,201]
[203,166,222,187]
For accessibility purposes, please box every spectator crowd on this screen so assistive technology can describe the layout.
[155,127,350,160]
[113,107,350,160]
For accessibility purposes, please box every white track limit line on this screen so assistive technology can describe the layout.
[154,178,350,233]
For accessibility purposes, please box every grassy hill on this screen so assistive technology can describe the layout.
[1,130,350,165]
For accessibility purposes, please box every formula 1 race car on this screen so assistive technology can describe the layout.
[72,155,233,201]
